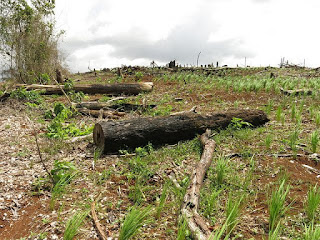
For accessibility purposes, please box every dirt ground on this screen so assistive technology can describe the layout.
[1,67,320,239]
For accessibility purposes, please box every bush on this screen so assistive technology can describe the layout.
[10,87,43,104]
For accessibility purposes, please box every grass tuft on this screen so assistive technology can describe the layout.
[119,205,153,240]
[305,185,320,221]
[63,209,89,240]
[269,178,290,233]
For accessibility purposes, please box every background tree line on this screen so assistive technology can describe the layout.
[0,0,64,83]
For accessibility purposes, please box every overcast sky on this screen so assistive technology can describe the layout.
[55,0,320,72]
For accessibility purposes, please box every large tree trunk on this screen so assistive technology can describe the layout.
[93,109,269,153]
[16,82,153,95]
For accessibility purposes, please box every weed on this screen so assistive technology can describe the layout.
[51,160,77,184]
[225,193,244,234]
[305,185,320,221]
[208,201,239,240]
[202,188,221,221]
[216,155,229,187]
[155,182,169,219]
[269,178,290,233]
[10,88,43,104]
[50,172,78,210]
[289,128,300,153]
[267,222,281,240]
[63,209,89,240]
[119,205,152,240]
[135,72,144,81]
[229,117,252,131]
[315,112,320,127]
[265,134,273,149]
[276,106,282,122]
[291,104,296,121]
[177,218,191,240]
[68,91,85,103]
[46,102,93,139]
[303,221,320,240]
[310,131,319,153]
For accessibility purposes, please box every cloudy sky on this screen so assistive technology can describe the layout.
[55,0,320,72]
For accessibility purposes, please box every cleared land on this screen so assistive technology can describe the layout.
[1,66,320,239]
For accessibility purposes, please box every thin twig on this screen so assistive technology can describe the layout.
[91,198,108,240]
[52,77,72,106]
[34,133,54,184]
[26,116,54,184]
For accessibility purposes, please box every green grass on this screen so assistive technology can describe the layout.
[119,205,153,240]
[155,182,169,219]
[310,130,319,153]
[215,155,229,187]
[225,193,244,234]
[305,185,320,221]
[63,209,89,240]
[268,178,290,233]
[303,221,320,240]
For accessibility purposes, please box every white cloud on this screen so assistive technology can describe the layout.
[55,0,320,72]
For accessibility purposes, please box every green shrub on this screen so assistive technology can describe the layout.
[10,88,43,104]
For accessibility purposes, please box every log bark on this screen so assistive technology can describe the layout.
[16,82,153,95]
[93,109,269,153]
[181,129,215,240]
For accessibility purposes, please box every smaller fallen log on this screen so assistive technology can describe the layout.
[181,129,215,240]
[280,87,312,96]
[93,109,269,153]
[16,82,153,95]
[78,108,125,119]
[73,102,156,112]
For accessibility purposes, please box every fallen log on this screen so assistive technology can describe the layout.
[93,109,269,153]
[77,108,125,119]
[280,87,312,96]
[16,82,153,95]
[181,129,215,239]
[73,102,156,112]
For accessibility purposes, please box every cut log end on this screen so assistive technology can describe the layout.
[93,123,105,150]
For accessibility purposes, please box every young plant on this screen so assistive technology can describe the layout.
[208,199,241,240]
[119,205,152,240]
[303,221,320,240]
[276,106,282,122]
[268,222,281,240]
[155,182,169,219]
[203,188,221,220]
[265,134,273,150]
[305,185,320,221]
[268,178,290,233]
[289,128,300,153]
[310,131,319,153]
[291,103,296,121]
[225,194,244,235]
[216,155,229,186]
[315,112,320,127]
[63,209,89,240]
[177,218,190,240]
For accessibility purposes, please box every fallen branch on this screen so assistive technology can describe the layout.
[78,108,125,119]
[91,200,108,240]
[65,133,93,143]
[280,87,313,96]
[181,129,216,240]
[170,106,197,116]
